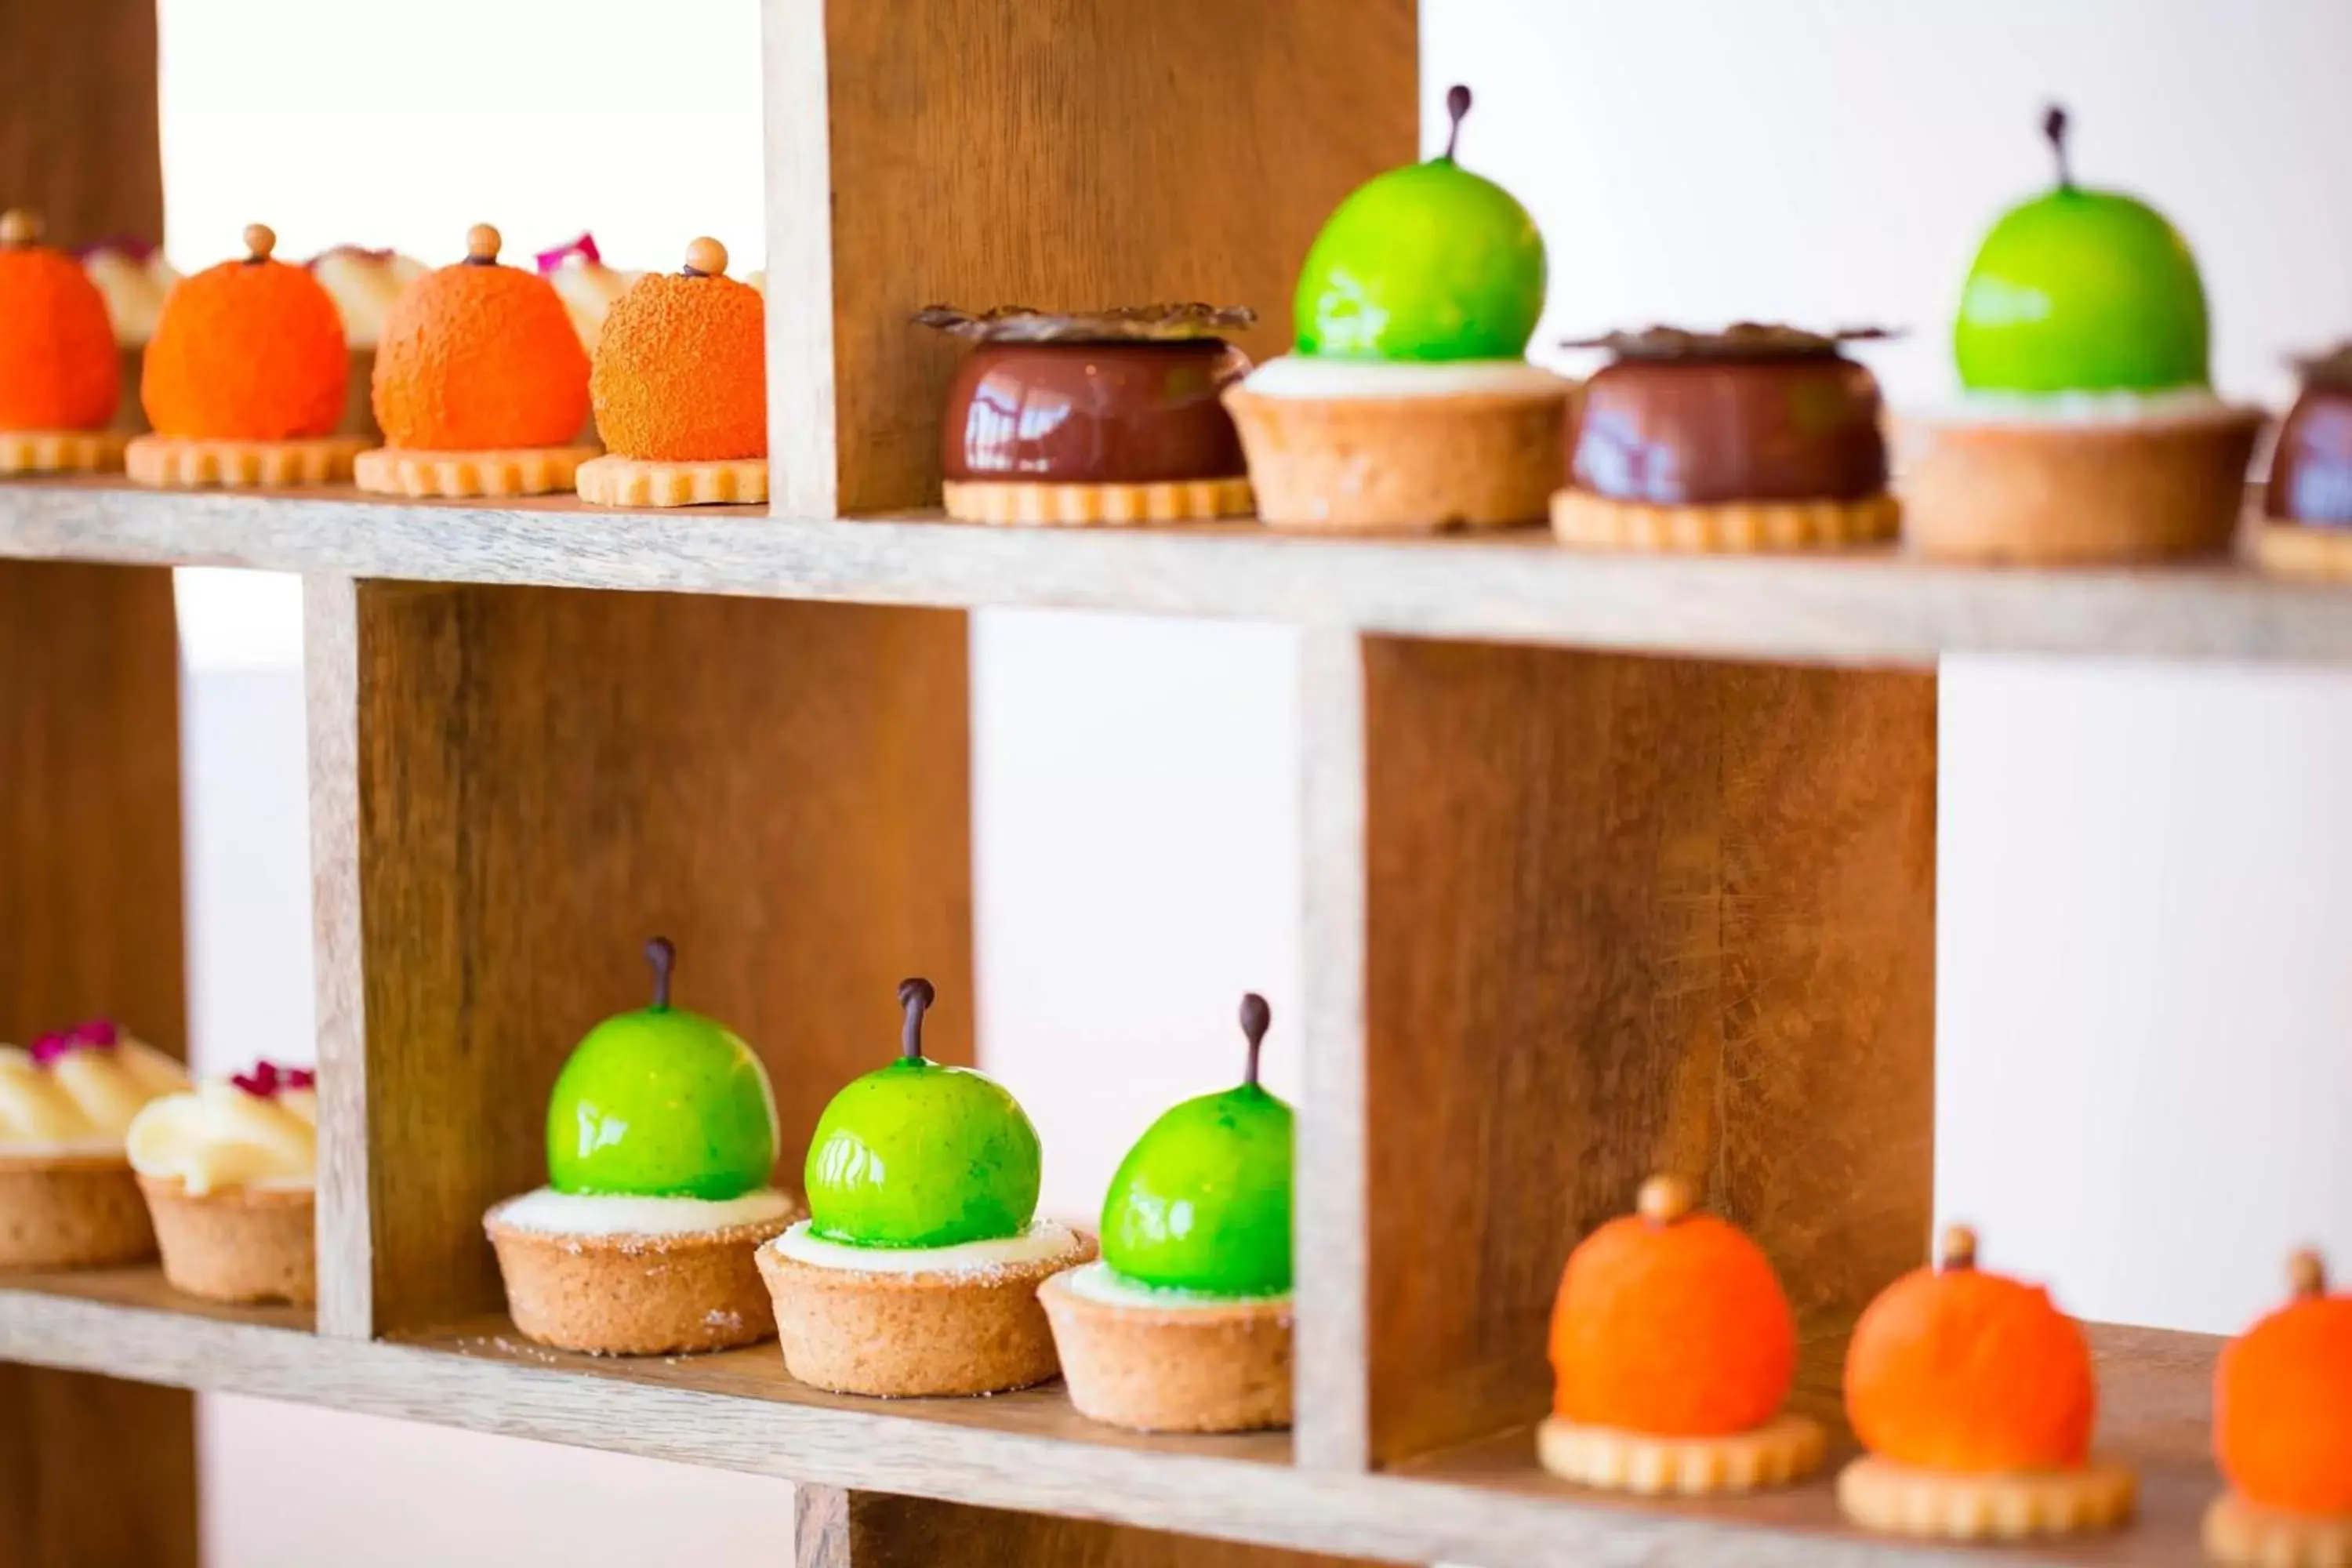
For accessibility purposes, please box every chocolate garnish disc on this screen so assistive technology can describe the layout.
[1562,322,1900,361]
[913,303,1256,345]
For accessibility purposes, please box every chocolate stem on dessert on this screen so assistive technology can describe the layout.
[1443,84,1472,162]
[645,936,676,1011]
[1940,1224,1979,1272]
[1636,1174,1693,1226]
[682,236,728,280]
[2289,1247,2328,1300]
[464,223,502,267]
[242,223,275,266]
[0,209,38,248]
[898,976,935,1062]
[2043,104,2073,191]
[1239,993,1272,1087]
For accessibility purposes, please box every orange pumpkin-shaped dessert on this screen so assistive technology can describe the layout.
[2205,1249,2352,1566]
[575,236,768,507]
[355,224,594,498]
[1536,1175,1824,1494]
[126,224,364,488]
[1838,1225,2134,1541]
[0,209,125,474]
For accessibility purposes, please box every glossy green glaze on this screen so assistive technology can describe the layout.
[1100,1082,1293,1295]
[804,1057,1043,1247]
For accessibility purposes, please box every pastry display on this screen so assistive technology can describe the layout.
[484,938,800,1356]
[757,978,1094,1397]
[1900,107,2261,563]
[2205,1249,2352,1566]
[2256,345,2352,580]
[356,223,594,497]
[0,1021,187,1269]
[1839,1225,2134,1540]
[1041,993,1293,1432]
[536,232,640,358]
[1552,325,1900,552]
[80,238,177,433]
[126,224,364,488]
[916,303,1254,525]
[576,237,767,506]
[1224,85,1570,532]
[126,1060,317,1305]
[1537,1174,1824,1494]
[0,209,127,474]
[308,245,428,440]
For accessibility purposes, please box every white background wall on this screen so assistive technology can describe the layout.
[161,2,2352,1563]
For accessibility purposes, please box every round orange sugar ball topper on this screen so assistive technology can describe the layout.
[1536,1175,1824,1495]
[125,224,365,489]
[1838,1225,2136,1541]
[575,236,768,508]
[355,223,595,499]
[2205,1249,2352,1566]
[0,208,127,474]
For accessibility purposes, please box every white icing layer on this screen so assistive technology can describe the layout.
[1241,354,1570,401]
[1060,1260,1291,1312]
[83,249,179,346]
[309,249,429,349]
[770,1218,1080,1276]
[545,260,643,352]
[1915,385,2245,428]
[492,1186,796,1238]
[127,1080,315,1196]
[0,1037,188,1155]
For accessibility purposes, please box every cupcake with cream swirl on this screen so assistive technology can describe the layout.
[128,1060,318,1305]
[0,1020,187,1269]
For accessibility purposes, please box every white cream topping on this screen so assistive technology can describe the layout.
[492,1185,797,1238]
[82,249,179,346]
[545,260,644,353]
[308,250,429,349]
[1059,1260,1292,1312]
[1915,384,2244,428]
[768,1218,1080,1276]
[1241,354,1570,401]
[0,1037,188,1156]
[126,1080,315,1195]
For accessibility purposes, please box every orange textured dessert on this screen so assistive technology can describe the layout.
[1838,1225,2134,1540]
[1535,1175,1824,1494]
[2205,1250,2352,1566]
[356,224,594,498]
[0,209,125,474]
[575,237,768,507]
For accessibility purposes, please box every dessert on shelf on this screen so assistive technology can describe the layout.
[125,1059,317,1305]
[356,223,594,497]
[0,1020,188,1269]
[126,223,364,488]
[1900,107,2262,563]
[1551,325,1900,552]
[1224,85,1570,532]
[916,303,1255,525]
[80,236,177,434]
[575,237,767,507]
[1537,1174,1825,1494]
[1041,993,1293,1432]
[757,978,1094,1396]
[0,209,128,474]
[307,245,428,440]
[1839,1225,2134,1539]
[484,938,800,1356]
[2255,344,2352,580]
[2205,1248,2352,1566]
[537,231,638,448]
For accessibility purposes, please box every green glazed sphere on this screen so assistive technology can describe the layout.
[546,1003,779,1200]
[1101,1081,1294,1295]
[804,1058,1042,1247]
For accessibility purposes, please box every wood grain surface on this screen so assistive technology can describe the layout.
[0,0,162,249]
[1358,640,1937,1465]
[345,584,972,1334]
[306,575,372,1339]
[839,1493,1392,1567]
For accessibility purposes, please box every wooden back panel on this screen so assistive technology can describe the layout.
[811,1489,1389,1568]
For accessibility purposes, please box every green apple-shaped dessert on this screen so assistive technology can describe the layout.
[1100,993,1292,1296]
[804,977,1042,1247]
[1955,106,2209,394]
[545,937,779,1199]
[1293,85,1545,361]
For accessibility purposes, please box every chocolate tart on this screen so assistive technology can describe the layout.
[920,305,1254,526]
[1552,324,1900,552]
[2257,345,2352,580]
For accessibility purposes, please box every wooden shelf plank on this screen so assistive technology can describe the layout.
[0,1270,2224,1568]
[3,481,2350,667]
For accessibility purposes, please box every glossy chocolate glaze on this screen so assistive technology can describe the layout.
[2267,351,2352,524]
[1570,350,1889,505]
[940,339,1250,484]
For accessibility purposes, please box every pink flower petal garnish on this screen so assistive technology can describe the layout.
[285,1067,317,1091]
[29,1032,68,1066]
[231,1060,314,1098]
[533,231,602,275]
[31,1020,120,1065]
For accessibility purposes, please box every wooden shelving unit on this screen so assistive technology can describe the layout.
[0,2,2334,1564]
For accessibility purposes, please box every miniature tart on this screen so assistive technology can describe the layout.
[1538,1174,1824,1494]
[0,1020,187,1269]
[2204,1250,2352,1566]
[81,238,178,434]
[358,224,594,497]
[126,1062,318,1305]
[128,224,365,488]
[917,304,1254,526]
[0,209,127,474]
[576,237,767,508]
[1838,1225,2134,1540]
[1552,325,1900,554]
[308,245,429,440]
[2256,345,2352,581]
